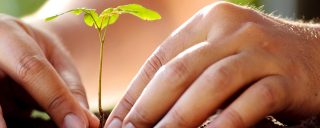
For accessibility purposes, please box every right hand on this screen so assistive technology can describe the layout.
[106,1,320,127]
[0,14,98,128]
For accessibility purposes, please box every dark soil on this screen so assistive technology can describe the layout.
[254,115,320,128]
[200,115,320,128]
[4,111,111,128]
[4,111,320,128]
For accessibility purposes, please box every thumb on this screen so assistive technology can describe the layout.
[0,16,92,127]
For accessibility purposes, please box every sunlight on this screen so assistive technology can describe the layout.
[30,0,71,19]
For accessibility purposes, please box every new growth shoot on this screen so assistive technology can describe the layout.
[46,4,161,128]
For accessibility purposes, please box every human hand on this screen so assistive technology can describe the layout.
[0,14,98,128]
[105,1,320,128]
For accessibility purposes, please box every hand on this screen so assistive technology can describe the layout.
[0,14,98,128]
[105,1,320,128]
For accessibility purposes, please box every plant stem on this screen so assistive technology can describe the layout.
[98,16,110,128]
[98,29,105,128]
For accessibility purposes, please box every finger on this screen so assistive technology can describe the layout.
[35,28,89,109]
[105,7,208,126]
[122,21,268,127]
[0,29,88,127]
[121,34,248,127]
[34,26,100,127]
[107,2,259,126]
[85,110,100,128]
[39,29,100,127]
[0,105,7,128]
[210,75,289,128]
[155,51,278,127]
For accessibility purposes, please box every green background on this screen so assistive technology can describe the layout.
[0,0,47,17]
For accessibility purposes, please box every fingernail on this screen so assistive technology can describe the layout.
[63,113,86,128]
[105,118,122,128]
[124,122,135,128]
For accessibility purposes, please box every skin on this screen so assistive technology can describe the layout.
[0,106,5,128]
[0,15,99,127]
[1,0,320,128]
[32,0,211,108]
[105,1,320,128]
[0,0,166,127]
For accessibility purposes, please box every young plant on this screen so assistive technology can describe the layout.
[46,4,161,127]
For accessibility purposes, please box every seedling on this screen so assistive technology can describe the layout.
[46,4,161,127]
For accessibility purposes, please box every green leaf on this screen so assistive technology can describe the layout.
[100,8,114,17]
[117,4,161,21]
[45,4,161,29]
[30,110,50,121]
[45,8,102,29]
[84,13,94,26]
[84,9,102,28]
[100,8,120,29]
[70,9,83,15]
[108,14,119,25]
[45,15,59,21]
[100,14,119,29]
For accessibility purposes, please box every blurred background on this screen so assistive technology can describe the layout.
[1,0,320,20]
[0,0,46,17]
[1,0,320,112]
[1,1,319,126]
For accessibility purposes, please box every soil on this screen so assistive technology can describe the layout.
[4,111,320,128]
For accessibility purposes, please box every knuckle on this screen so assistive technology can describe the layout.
[125,106,154,126]
[17,55,48,83]
[119,93,135,112]
[223,107,246,127]
[47,91,67,113]
[210,65,233,88]
[209,1,238,13]
[205,1,248,20]
[204,2,264,31]
[237,22,270,47]
[170,109,195,127]
[69,87,86,99]
[240,22,265,35]
[257,83,280,108]
[108,93,136,120]
[161,59,190,84]
[142,47,167,81]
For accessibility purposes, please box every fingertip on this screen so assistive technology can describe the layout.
[208,115,232,128]
[209,108,246,128]
[77,107,99,128]
[87,111,99,128]
[104,110,124,128]
[63,113,86,128]
[104,95,135,127]
[104,118,122,128]
[63,108,99,128]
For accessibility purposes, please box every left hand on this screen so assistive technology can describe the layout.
[105,2,320,127]
[0,14,99,128]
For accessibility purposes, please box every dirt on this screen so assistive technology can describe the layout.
[200,115,320,128]
[4,111,320,127]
